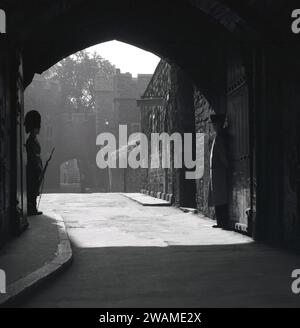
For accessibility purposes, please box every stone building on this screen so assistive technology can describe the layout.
[94,69,152,192]
[24,74,97,192]
[23,70,151,195]
[139,59,251,231]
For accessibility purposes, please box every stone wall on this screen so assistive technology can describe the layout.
[140,57,252,225]
[194,90,215,218]
[0,46,28,245]
[278,54,300,250]
[0,44,12,245]
[139,61,173,196]
[140,60,201,208]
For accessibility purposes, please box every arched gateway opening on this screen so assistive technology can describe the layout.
[1,0,300,250]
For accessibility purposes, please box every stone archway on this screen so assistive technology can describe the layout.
[1,0,300,248]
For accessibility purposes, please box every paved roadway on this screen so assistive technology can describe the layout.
[20,193,300,307]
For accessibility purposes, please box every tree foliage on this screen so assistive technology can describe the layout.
[43,50,115,112]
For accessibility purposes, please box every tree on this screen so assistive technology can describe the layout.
[43,50,115,112]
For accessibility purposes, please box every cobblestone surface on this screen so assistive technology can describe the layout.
[19,193,300,308]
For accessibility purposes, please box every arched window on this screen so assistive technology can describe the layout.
[0,9,6,34]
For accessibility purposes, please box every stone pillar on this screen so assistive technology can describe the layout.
[0,34,11,245]
[253,46,285,244]
[0,33,27,244]
[174,67,197,208]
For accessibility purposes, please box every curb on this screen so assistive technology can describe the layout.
[140,189,174,204]
[122,193,171,207]
[179,207,198,214]
[0,211,73,307]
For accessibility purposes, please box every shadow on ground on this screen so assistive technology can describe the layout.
[17,242,300,308]
[0,215,59,285]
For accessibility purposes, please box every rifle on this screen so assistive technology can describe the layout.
[37,147,55,210]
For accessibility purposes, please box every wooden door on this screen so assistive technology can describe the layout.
[227,46,252,230]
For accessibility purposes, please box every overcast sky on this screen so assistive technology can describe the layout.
[87,40,160,77]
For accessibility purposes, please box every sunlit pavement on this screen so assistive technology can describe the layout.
[20,193,300,308]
